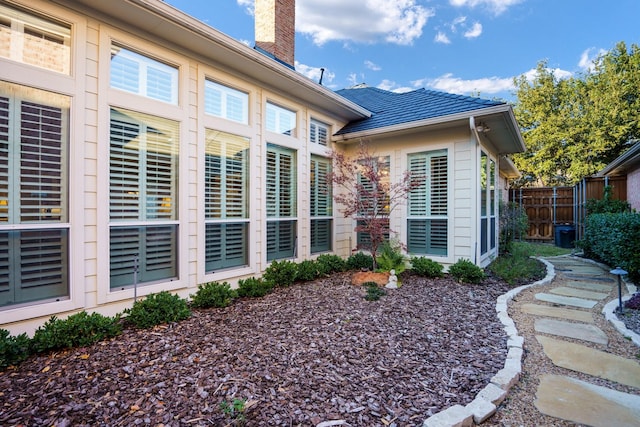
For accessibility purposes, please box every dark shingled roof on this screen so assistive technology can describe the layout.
[335,86,505,135]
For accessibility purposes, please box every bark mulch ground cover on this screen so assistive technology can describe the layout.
[0,273,511,426]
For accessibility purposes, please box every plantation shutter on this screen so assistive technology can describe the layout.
[109,108,178,288]
[266,144,296,260]
[407,150,448,256]
[310,120,328,146]
[110,46,140,94]
[310,155,332,253]
[0,90,68,305]
[204,130,249,272]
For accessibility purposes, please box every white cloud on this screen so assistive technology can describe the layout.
[464,22,482,38]
[297,0,435,46]
[449,0,523,15]
[450,16,467,31]
[417,72,515,95]
[295,61,335,84]
[521,67,573,82]
[377,80,414,93]
[578,47,607,72]
[365,60,382,71]
[434,31,451,44]
[236,0,254,14]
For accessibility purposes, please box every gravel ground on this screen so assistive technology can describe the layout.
[486,273,640,427]
[0,273,510,427]
[619,295,640,336]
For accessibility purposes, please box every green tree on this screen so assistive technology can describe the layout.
[512,42,640,186]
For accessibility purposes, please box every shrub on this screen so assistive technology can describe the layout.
[316,254,347,274]
[448,259,486,284]
[125,291,191,329]
[297,260,321,282]
[262,260,298,287]
[625,293,640,310]
[363,282,386,301]
[191,281,236,308]
[410,257,444,278]
[31,312,122,354]
[347,252,374,271]
[586,185,631,215]
[579,212,640,283]
[376,241,406,274]
[237,277,273,298]
[499,201,529,255]
[1,329,31,370]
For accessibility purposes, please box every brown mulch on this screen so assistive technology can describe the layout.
[0,273,511,427]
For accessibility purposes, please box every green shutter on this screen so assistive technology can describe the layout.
[205,222,248,272]
[310,155,332,253]
[267,220,296,261]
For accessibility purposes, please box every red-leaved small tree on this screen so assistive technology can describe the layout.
[328,141,421,269]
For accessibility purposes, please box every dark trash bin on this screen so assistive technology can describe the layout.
[554,224,575,248]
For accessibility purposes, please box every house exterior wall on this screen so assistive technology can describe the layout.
[1,0,506,335]
[627,168,640,211]
[0,0,348,335]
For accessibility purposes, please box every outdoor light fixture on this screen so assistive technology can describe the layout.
[475,123,491,133]
[610,266,628,314]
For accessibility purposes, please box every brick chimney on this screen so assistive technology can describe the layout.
[255,0,295,67]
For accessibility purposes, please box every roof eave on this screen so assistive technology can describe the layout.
[597,140,640,176]
[52,0,371,120]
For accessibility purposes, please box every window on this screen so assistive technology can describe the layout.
[310,120,329,146]
[110,44,178,104]
[407,150,448,256]
[0,3,71,74]
[356,156,390,249]
[205,80,248,124]
[205,130,249,272]
[266,144,297,260]
[310,155,332,253]
[0,81,69,307]
[109,108,178,288]
[266,102,296,136]
[480,151,497,255]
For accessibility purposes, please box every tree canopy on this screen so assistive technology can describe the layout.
[512,42,640,187]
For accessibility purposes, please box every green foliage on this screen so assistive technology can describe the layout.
[220,398,247,425]
[579,212,640,283]
[511,241,571,257]
[363,282,386,301]
[512,42,640,186]
[410,257,444,278]
[448,259,486,284]
[124,291,191,329]
[262,260,298,287]
[499,201,529,255]
[376,241,406,274]
[237,277,273,298]
[296,260,321,282]
[31,312,122,354]
[0,329,31,370]
[316,254,347,274]
[586,185,631,215]
[347,252,374,271]
[488,253,545,286]
[191,281,236,309]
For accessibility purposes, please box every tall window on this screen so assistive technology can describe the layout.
[110,44,178,104]
[480,151,497,255]
[310,119,328,146]
[109,108,178,288]
[266,144,296,260]
[356,156,390,249]
[204,80,248,124]
[205,130,249,272]
[407,150,448,256]
[0,81,69,307]
[0,3,71,74]
[266,102,296,136]
[310,155,332,253]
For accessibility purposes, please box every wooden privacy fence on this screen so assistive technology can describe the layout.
[509,176,627,243]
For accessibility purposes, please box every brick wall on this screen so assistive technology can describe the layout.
[255,0,295,66]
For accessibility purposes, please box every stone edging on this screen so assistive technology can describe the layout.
[422,258,556,426]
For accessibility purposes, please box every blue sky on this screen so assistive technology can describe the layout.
[165,0,639,101]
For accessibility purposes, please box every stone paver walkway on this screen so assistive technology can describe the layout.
[525,256,640,427]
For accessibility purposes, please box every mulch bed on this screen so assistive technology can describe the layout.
[0,273,511,426]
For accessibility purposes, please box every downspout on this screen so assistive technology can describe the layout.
[469,117,481,264]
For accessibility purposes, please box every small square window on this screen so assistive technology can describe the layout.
[205,80,249,124]
[266,102,296,136]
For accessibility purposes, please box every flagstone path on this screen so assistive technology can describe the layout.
[528,257,640,427]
